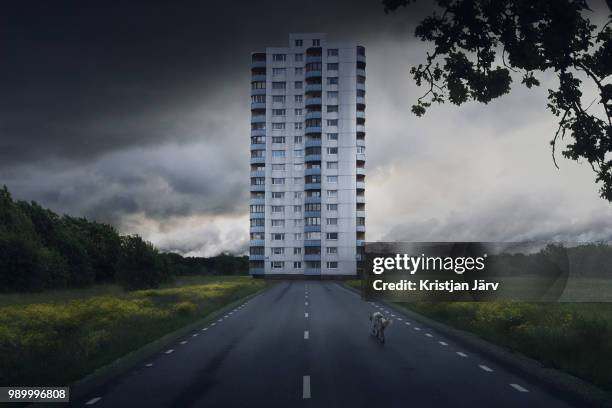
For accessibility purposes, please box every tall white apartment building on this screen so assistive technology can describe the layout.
[249,33,366,277]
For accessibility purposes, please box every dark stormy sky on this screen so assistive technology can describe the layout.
[2,0,611,256]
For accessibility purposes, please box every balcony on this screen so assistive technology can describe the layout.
[304,254,321,261]
[250,170,265,178]
[357,54,366,63]
[251,102,266,110]
[357,152,366,161]
[249,226,265,234]
[250,239,265,246]
[305,70,322,79]
[356,210,366,218]
[304,139,321,148]
[356,240,366,246]
[305,126,322,134]
[251,60,266,69]
[305,268,321,275]
[304,154,321,162]
[305,196,321,204]
[251,115,266,123]
[356,111,366,119]
[249,197,265,205]
[356,181,365,189]
[250,143,266,151]
[304,182,321,190]
[356,68,366,77]
[356,225,366,233]
[304,225,321,232]
[304,167,321,176]
[356,96,366,105]
[250,183,265,192]
[304,211,321,218]
[356,82,366,91]
[305,55,322,63]
[304,240,321,247]
[356,195,365,203]
[252,74,266,82]
[251,129,265,137]
[249,267,265,275]
[305,111,321,120]
[251,88,266,96]
[305,84,322,93]
[356,167,366,176]
[305,97,322,106]
[250,156,265,164]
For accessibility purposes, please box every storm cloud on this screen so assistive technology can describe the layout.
[2,0,611,255]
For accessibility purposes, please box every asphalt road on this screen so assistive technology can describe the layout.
[75,281,576,408]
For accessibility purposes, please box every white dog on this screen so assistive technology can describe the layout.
[370,311,392,343]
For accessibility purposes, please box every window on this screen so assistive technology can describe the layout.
[326,233,338,240]
[327,176,338,183]
[327,190,338,198]
[272,164,285,171]
[294,233,302,240]
[327,133,338,141]
[272,123,286,130]
[250,204,265,213]
[272,109,286,116]
[294,149,303,157]
[295,108,302,116]
[271,178,285,185]
[313,39,320,46]
[272,136,286,143]
[294,261,302,268]
[250,218,264,227]
[294,136,303,144]
[357,75,366,84]
[327,91,338,98]
[327,63,338,70]
[251,95,265,103]
[271,233,285,241]
[251,122,265,130]
[327,119,338,126]
[294,81,303,89]
[295,95,303,103]
[272,81,286,89]
[327,48,338,56]
[273,54,286,61]
[326,218,338,225]
[357,217,366,226]
[357,89,366,97]
[272,247,284,254]
[294,205,302,212]
[271,219,285,227]
[295,39,303,47]
[273,95,286,103]
[305,217,321,226]
[272,150,285,158]
[271,191,284,198]
[327,161,338,169]
[295,122,303,130]
[251,232,265,240]
[251,81,265,89]
[295,67,303,75]
[271,205,284,212]
[327,247,337,254]
[327,261,338,269]
[295,53,303,62]
[251,149,265,158]
[327,105,338,112]
[327,147,338,154]
[305,203,321,212]
[326,204,338,211]
[294,192,302,198]
[304,231,321,240]
[327,77,338,85]
[272,261,284,269]
[294,219,303,227]
[272,68,286,75]
[251,136,265,144]
[294,247,302,255]
[251,177,265,186]
[357,146,366,153]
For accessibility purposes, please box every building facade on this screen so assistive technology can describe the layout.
[249,33,366,277]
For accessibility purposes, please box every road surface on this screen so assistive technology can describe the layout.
[75,281,576,407]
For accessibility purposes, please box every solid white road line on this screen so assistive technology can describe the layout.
[303,376,311,399]
[510,384,529,393]
[425,333,433,337]
[85,397,102,405]
[180,341,188,345]
[305,312,309,318]
[165,349,174,354]
[457,352,468,357]
[304,330,309,340]
[439,341,448,346]
[479,365,494,372]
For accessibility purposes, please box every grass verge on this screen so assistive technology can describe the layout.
[0,276,266,386]
[346,279,612,391]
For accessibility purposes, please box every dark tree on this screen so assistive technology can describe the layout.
[383,0,612,200]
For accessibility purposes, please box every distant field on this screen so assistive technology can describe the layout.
[346,279,612,391]
[0,276,266,386]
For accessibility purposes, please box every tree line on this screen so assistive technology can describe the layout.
[0,186,247,292]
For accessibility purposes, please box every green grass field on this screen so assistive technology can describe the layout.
[0,276,266,386]
[347,280,612,391]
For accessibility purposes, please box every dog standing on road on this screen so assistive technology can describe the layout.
[370,311,392,343]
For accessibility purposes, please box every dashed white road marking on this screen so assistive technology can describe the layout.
[405,322,411,325]
[218,319,224,322]
[211,322,216,326]
[192,333,199,337]
[510,384,529,393]
[303,376,311,399]
[86,397,102,405]
[439,341,448,346]
[425,333,433,337]
[224,315,229,318]
[479,365,494,372]
[145,363,153,367]
[165,349,174,354]
[304,330,309,340]
[414,327,421,331]
[202,327,208,331]
[180,341,188,345]
[397,317,403,321]
[305,312,309,318]
[391,314,396,317]
[456,352,468,358]
[305,301,309,306]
